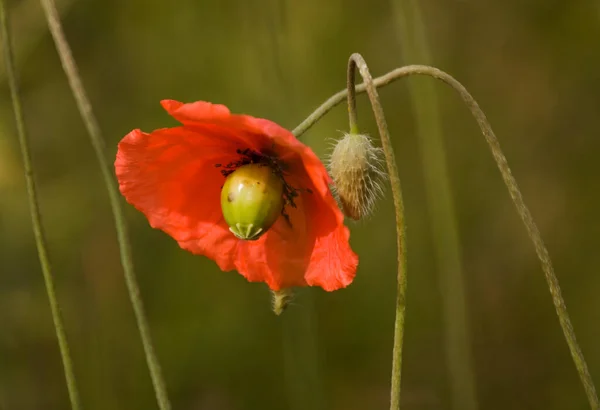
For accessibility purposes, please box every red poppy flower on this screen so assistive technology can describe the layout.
[115,100,358,291]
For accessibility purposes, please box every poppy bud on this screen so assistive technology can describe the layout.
[329,132,386,220]
[221,163,284,240]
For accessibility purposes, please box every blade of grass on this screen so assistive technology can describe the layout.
[0,0,74,84]
[294,64,599,409]
[0,1,81,408]
[37,0,171,408]
[390,1,479,409]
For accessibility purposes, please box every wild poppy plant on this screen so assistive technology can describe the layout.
[115,100,358,291]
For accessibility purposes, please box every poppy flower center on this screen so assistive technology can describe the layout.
[220,163,284,240]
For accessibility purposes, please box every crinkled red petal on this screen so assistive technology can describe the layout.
[115,100,358,291]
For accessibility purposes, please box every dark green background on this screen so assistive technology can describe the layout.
[1,0,599,408]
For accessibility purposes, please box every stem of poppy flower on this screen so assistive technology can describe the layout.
[37,0,172,409]
[0,2,81,409]
[346,53,408,410]
[293,64,600,409]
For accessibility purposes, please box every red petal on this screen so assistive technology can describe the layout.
[162,99,319,168]
[115,127,240,270]
[232,170,357,291]
[303,190,358,291]
[234,193,312,290]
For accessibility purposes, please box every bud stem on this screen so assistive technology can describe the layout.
[346,53,408,410]
[347,61,360,135]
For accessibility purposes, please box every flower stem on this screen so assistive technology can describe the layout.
[390,1,479,408]
[0,2,81,409]
[37,0,172,408]
[294,64,600,409]
[346,53,409,410]
[280,291,326,410]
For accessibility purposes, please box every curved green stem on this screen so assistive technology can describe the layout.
[346,53,408,410]
[0,2,81,408]
[37,0,172,408]
[294,64,599,409]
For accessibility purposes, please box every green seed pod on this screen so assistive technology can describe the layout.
[329,132,386,220]
[221,163,284,240]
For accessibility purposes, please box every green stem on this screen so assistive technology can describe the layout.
[346,60,360,134]
[37,0,172,408]
[346,53,408,410]
[0,2,81,409]
[294,64,599,409]
[390,1,478,408]
[280,291,326,410]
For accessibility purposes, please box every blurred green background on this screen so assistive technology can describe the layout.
[1,0,600,408]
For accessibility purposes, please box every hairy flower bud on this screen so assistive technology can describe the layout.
[329,133,385,220]
[221,163,284,240]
